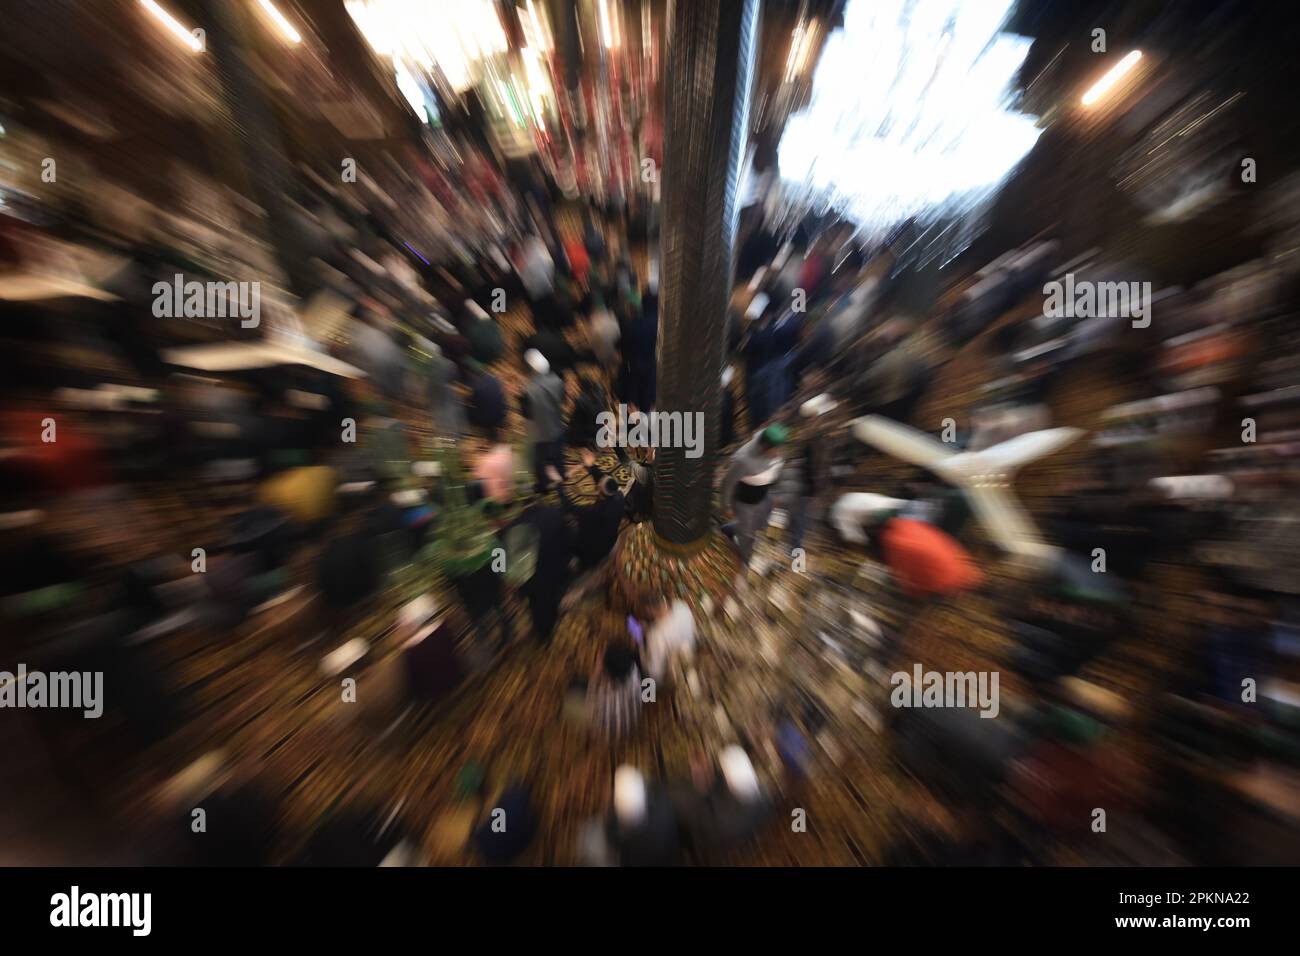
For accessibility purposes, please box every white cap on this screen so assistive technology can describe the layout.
[719,745,760,801]
[800,393,837,418]
[525,349,550,374]
[721,366,735,387]
[647,258,659,294]
[745,293,770,321]
[613,766,648,825]
[465,300,491,322]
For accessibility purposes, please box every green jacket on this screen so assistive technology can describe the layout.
[466,318,504,365]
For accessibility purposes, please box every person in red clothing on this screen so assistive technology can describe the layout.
[879,517,983,597]
[1008,702,1137,834]
[564,236,591,288]
[0,409,109,496]
[798,234,834,304]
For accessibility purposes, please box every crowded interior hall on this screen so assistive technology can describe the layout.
[1,0,1298,874]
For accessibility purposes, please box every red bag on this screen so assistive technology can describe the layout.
[881,518,982,596]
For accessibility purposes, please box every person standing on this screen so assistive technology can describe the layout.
[619,287,658,412]
[567,376,610,449]
[583,211,607,266]
[555,448,627,571]
[472,429,516,504]
[720,425,788,571]
[585,643,643,738]
[523,323,580,384]
[521,349,566,493]
[785,394,834,554]
[605,765,681,866]
[425,340,464,437]
[739,295,777,428]
[565,233,592,288]
[463,300,504,366]
[514,501,571,644]
[349,301,408,402]
[669,745,774,860]
[517,233,556,302]
[614,444,654,522]
[465,362,506,433]
[587,292,621,376]
[642,597,695,684]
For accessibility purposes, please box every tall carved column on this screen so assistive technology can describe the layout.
[611,0,757,610]
[196,0,316,301]
[653,0,759,549]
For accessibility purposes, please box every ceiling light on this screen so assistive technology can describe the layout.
[140,0,203,53]
[1081,50,1143,107]
[257,0,302,45]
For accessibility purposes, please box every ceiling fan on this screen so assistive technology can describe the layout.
[851,415,1085,566]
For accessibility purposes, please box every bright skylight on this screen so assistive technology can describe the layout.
[779,0,1042,244]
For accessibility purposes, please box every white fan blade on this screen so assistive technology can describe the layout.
[851,416,952,471]
[974,427,1085,476]
[966,485,1057,563]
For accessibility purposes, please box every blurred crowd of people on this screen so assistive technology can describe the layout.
[3,52,1300,866]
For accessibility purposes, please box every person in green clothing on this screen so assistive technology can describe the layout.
[720,424,789,572]
[463,299,504,365]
